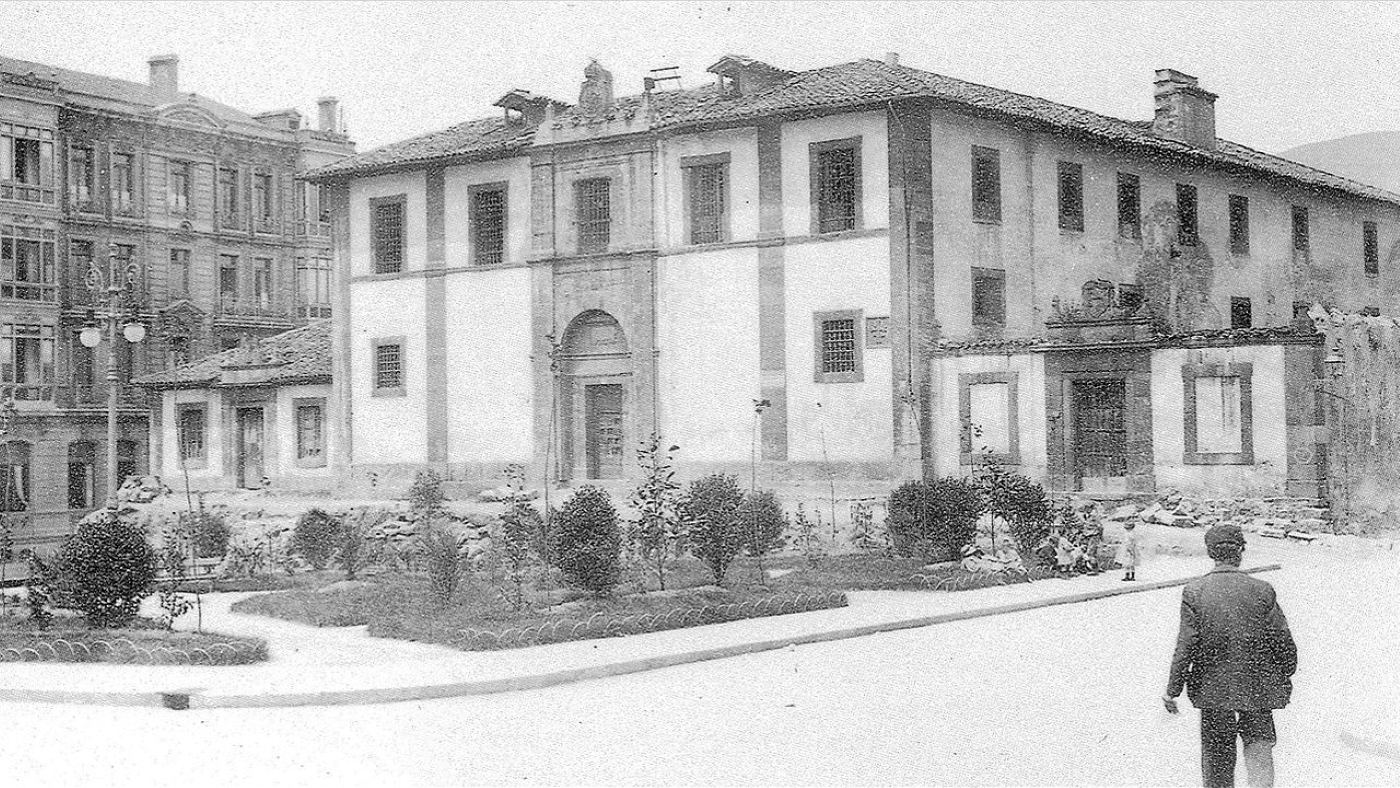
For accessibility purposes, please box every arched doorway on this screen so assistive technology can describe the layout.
[559,310,630,480]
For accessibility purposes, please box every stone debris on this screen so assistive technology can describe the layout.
[117,475,171,504]
[477,487,541,503]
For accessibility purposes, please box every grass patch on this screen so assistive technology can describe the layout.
[769,553,1060,592]
[170,570,345,595]
[0,616,268,665]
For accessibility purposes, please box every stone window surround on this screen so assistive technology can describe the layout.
[371,335,407,398]
[176,401,208,468]
[467,181,509,267]
[681,152,731,246]
[1181,361,1254,466]
[959,371,1021,466]
[808,136,863,235]
[293,396,327,468]
[812,309,863,384]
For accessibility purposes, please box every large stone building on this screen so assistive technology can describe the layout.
[0,52,352,552]
[307,54,1399,503]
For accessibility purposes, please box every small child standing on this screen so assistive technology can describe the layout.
[1118,521,1142,581]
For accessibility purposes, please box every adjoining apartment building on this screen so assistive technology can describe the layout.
[0,53,352,552]
[305,53,1399,503]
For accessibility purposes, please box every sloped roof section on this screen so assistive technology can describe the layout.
[0,53,288,135]
[135,320,332,389]
[302,56,1400,205]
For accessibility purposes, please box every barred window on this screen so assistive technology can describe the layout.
[1292,206,1309,252]
[1117,172,1141,239]
[372,196,406,273]
[471,186,507,265]
[177,405,206,463]
[814,143,858,233]
[686,161,727,244]
[1176,183,1198,246]
[972,146,1001,223]
[822,319,857,373]
[575,178,611,253]
[1229,195,1250,255]
[972,267,1006,328]
[1363,221,1379,276]
[295,401,325,463]
[374,342,403,391]
[1057,161,1083,232]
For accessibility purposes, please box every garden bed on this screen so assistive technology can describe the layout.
[231,573,847,651]
[769,553,1064,592]
[0,617,268,665]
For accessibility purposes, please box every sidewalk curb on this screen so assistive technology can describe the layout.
[2,564,1282,710]
[1340,728,1400,763]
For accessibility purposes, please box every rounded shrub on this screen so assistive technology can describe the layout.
[292,508,343,570]
[886,477,984,562]
[981,470,1054,552]
[552,485,622,596]
[189,510,232,559]
[738,488,786,562]
[53,510,157,628]
[681,474,747,584]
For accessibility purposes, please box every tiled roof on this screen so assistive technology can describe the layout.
[304,58,1400,206]
[935,323,1318,354]
[134,320,332,389]
[0,53,282,133]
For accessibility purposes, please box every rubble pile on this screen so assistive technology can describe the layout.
[1087,490,1331,538]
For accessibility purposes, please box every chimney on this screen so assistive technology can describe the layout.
[317,96,339,133]
[1152,69,1217,148]
[885,52,900,66]
[578,60,614,114]
[148,54,179,95]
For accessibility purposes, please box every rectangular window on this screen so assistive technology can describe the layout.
[1118,283,1143,314]
[71,146,95,209]
[972,267,1006,328]
[812,140,860,234]
[1057,161,1084,232]
[168,335,190,368]
[252,257,273,307]
[574,178,611,253]
[1193,376,1243,454]
[295,401,326,465]
[1176,183,1198,246]
[219,254,239,299]
[169,160,191,213]
[371,196,406,273]
[297,257,332,317]
[1231,296,1252,329]
[1292,206,1309,252]
[112,152,135,213]
[218,167,240,228]
[254,173,273,219]
[1228,194,1250,255]
[1,323,56,400]
[470,185,507,265]
[813,311,863,383]
[684,158,729,244]
[1364,221,1379,276]
[1117,173,1141,239]
[1183,362,1254,465]
[373,341,404,392]
[2,124,55,199]
[67,443,95,510]
[169,248,191,297]
[1,442,31,512]
[72,335,94,386]
[177,405,207,464]
[971,146,1001,223]
[1,223,57,302]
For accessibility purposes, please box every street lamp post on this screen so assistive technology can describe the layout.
[79,243,146,511]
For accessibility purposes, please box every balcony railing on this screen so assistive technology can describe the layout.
[57,384,149,409]
[297,303,332,319]
[216,295,290,319]
[4,383,55,402]
[1,281,57,302]
[254,215,281,235]
[0,180,57,206]
[295,219,331,238]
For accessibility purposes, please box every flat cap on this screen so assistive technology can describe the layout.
[1204,523,1245,548]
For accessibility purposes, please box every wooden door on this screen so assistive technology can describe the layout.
[1073,379,1127,490]
[236,407,265,489]
[584,384,624,479]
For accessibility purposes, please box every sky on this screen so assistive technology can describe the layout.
[4,1,1399,155]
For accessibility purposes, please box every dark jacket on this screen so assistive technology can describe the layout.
[1167,565,1297,710]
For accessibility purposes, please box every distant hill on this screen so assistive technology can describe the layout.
[1281,131,1400,195]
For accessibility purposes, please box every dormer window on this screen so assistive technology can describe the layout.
[719,72,739,96]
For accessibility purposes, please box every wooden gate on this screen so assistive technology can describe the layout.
[1073,378,1128,489]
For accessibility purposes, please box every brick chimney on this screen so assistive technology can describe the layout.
[148,54,179,95]
[1153,69,1217,148]
[578,60,614,114]
[317,96,339,133]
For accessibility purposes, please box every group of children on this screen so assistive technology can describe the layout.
[1035,520,1142,581]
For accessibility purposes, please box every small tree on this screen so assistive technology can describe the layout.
[848,500,885,552]
[791,504,826,569]
[0,516,13,616]
[627,435,685,590]
[156,528,194,631]
[52,510,157,628]
[738,489,786,581]
[188,507,232,560]
[407,470,448,519]
[681,474,746,585]
[552,485,622,596]
[418,517,463,607]
[496,464,543,609]
[24,553,53,630]
[975,456,1054,553]
[292,508,342,570]
[339,508,387,580]
[886,477,984,562]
